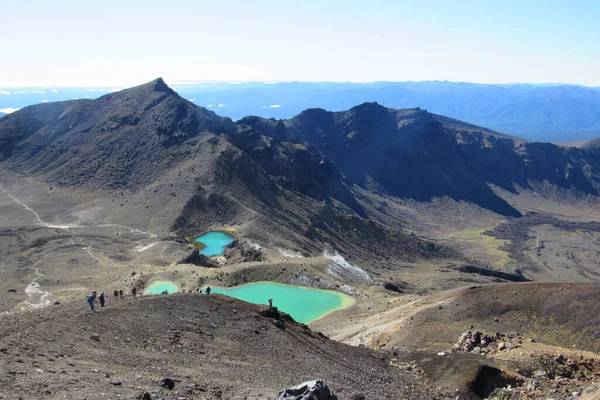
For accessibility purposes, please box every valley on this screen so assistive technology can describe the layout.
[1,80,600,399]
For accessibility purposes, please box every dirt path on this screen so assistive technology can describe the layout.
[0,182,76,229]
[14,259,53,312]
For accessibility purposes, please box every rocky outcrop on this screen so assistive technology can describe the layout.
[275,379,337,400]
[452,330,523,355]
[224,239,264,263]
[178,249,219,268]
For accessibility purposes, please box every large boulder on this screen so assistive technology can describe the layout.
[178,249,219,268]
[275,379,337,400]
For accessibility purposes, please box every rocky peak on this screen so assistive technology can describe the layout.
[149,77,175,94]
[348,101,388,115]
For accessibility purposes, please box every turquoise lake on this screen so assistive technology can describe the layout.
[194,231,235,256]
[144,281,178,295]
[210,281,355,324]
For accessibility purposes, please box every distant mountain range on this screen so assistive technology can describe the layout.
[0,112,5,118]
[2,81,600,142]
[2,78,600,223]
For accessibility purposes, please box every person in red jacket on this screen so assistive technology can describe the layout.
[132,285,137,298]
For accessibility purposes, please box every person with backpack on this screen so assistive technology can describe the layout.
[132,285,137,298]
[114,289,119,300]
[205,286,211,295]
[119,289,123,299]
[99,292,106,308]
[87,291,97,312]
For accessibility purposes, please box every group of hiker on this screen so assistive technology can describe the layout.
[86,285,137,311]
[86,284,275,311]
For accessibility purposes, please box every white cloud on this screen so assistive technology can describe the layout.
[0,107,20,114]
[51,89,58,93]
[88,89,95,92]
[42,100,48,103]
[218,104,226,107]
[13,90,26,94]
[260,104,283,109]
[0,91,10,95]
[32,90,45,94]
[206,104,214,108]
[188,98,195,102]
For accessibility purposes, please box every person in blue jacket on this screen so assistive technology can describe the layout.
[87,290,97,312]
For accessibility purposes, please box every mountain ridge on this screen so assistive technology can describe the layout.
[3,79,600,225]
[5,81,600,141]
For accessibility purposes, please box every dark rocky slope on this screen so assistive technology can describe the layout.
[282,103,600,216]
[4,80,600,262]
[0,294,441,399]
[0,80,452,264]
[0,78,234,189]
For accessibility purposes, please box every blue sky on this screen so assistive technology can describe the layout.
[1,0,599,86]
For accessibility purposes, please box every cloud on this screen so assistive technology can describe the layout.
[32,90,45,94]
[42,100,48,103]
[188,98,195,102]
[218,104,226,107]
[51,89,58,93]
[260,104,283,109]
[0,91,10,95]
[0,107,20,114]
[206,104,214,108]
[13,90,26,94]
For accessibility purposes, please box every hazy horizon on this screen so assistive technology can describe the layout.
[1,78,600,89]
[2,0,600,87]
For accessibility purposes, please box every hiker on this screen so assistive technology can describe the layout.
[87,290,97,312]
[113,289,119,300]
[205,286,211,295]
[268,298,273,307]
[119,289,123,299]
[132,286,137,298]
[99,291,106,308]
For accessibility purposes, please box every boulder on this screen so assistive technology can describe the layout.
[275,379,337,400]
[159,378,175,390]
[178,250,219,268]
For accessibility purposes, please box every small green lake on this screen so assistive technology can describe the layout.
[144,281,178,295]
[210,281,355,324]
[194,231,235,256]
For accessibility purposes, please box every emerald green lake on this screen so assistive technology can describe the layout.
[210,282,355,324]
[144,281,178,295]
[194,231,235,256]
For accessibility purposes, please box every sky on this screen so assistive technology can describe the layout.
[1,0,600,87]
